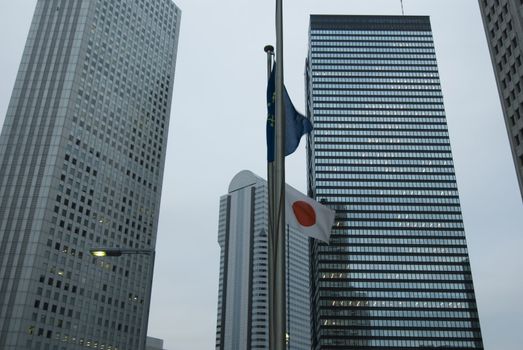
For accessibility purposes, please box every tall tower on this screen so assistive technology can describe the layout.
[306,15,484,349]
[0,1,180,349]
[215,170,311,350]
[478,0,523,201]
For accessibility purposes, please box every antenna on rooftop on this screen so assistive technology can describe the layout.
[400,0,405,15]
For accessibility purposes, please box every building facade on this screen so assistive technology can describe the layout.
[0,1,180,349]
[306,15,484,349]
[478,0,523,201]
[146,336,166,350]
[215,170,311,350]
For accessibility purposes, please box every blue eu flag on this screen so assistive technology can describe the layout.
[266,65,313,162]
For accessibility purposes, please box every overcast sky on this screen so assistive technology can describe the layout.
[1,1,522,349]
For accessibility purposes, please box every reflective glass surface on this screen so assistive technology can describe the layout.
[306,15,483,350]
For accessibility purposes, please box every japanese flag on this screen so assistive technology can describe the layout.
[285,186,335,243]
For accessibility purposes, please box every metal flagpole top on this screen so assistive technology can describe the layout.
[264,45,275,53]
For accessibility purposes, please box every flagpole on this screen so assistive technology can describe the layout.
[265,44,276,309]
[270,0,286,349]
[265,44,275,243]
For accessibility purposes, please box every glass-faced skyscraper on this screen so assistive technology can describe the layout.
[306,15,483,349]
[0,1,180,349]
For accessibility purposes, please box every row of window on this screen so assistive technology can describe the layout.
[318,254,468,264]
[313,76,441,85]
[318,290,473,304]
[320,325,478,340]
[324,295,474,310]
[318,187,457,195]
[310,58,437,66]
[318,339,479,348]
[314,131,450,139]
[318,144,451,152]
[329,231,465,240]
[314,108,446,115]
[311,63,438,73]
[320,244,467,254]
[310,35,434,42]
[314,123,448,131]
[313,88,442,95]
[318,132,450,141]
[321,271,470,281]
[333,221,464,229]
[310,29,432,36]
[27,326,121,350]
[311,46,436,54]
[325,263,469,273]
[331,237,467,246]
[315,166,454,174]
[319,181,457,189]
[317,172,456,181]
[318,196,461,206]
[311,53,437,60]
[315,157,452,166]
[314,152,452,160]
[316,145,452,154]
[313,81,441,91]
[321,280,474,291]
[313,94,443,102]
[323,318,476,328]
[323,298,474,309]
[328,199,466,210]
[335,207,462,215]
[309,46,436,60]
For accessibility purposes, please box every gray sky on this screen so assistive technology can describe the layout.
[1,1,522,349]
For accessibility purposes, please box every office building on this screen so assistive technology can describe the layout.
[306,15,484,349]
[215,170,311,350]
[478,0,523,200]
[0,0,180,349]
[146,336,166,350]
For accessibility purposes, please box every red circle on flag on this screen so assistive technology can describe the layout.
[292,201,316,227]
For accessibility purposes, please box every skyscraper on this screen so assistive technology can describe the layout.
[478,0,523,201]
[215,170,311,350]
[0,1,180,349]
[146,336,166,350]
[306,15,484,349]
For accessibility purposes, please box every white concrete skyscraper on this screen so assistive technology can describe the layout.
[215,170,311,350]
[0,1,180,349]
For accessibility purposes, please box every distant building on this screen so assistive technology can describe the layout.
[146,336,166,350]
[306,14,484,349]
[478,0,523,200]
[215,170,311,350]
[0,1,180,349]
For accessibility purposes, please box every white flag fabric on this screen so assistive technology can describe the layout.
[285,185,335,243]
